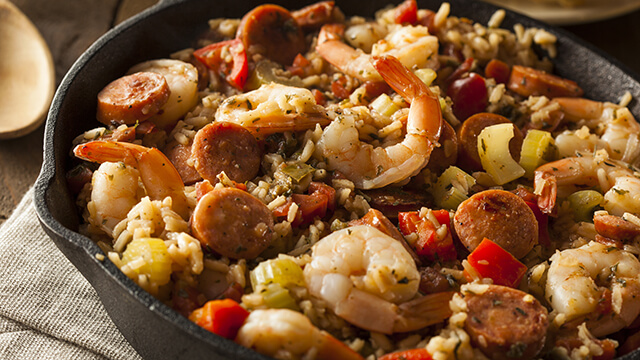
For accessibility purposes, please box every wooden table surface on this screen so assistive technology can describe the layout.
[0,0,639,226]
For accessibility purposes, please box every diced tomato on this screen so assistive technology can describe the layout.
[484,59,510,84]
[363,80,391,99]
[447,72,488,121]
[287,53,311,77]
[465,238,527,288]
[309,181,336,211]
[398,210,457,262]
[379,348,433,360]
[312,89,327,106]
[524,201,550,247]
[394,0,418,25]
[331,74,352,100]
[193,39,249,90]
[189,299,249,339]
[273,183,333,226]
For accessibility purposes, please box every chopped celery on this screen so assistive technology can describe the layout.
[261,283,299,310]
[121,237,172,288]
[415,68,437,87]
[431,166,476,210]
[250,258,305,290]
[477,123,526,185]
[244,59,303,90]
[519,130,555,179]
[568,190,604,222]
[281,163,315,182]
[370,93,400,117]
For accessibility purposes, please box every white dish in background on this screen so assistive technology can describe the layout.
[481,0,640,25]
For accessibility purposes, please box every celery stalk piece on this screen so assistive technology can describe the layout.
[121,237,173,292]
[261,283,299,310]
[415,68,437,87]
[370,93,400,117]
[432,166,476,210]
[477,123,525,185]
[519,130,555,179]
[568,190,604,222]
[250,258,305,290]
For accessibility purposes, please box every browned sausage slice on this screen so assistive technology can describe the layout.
[594,213,640,242]
[427,120,458,172]
[191,122,261,184]
[462,284,548,360]
[454,189,537,259]
[191,187,274,259]
[236,4,306,65]
[96,72,170,125]
[456,112,523,172]
[507,65,583,98]
[292,1,338,31]
[164,140,202,185]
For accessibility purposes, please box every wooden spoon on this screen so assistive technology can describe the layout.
[0,0,54,139]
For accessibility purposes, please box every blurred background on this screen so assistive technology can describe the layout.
[0,0,638,226]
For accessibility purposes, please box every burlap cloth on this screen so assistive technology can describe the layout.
[0,187,142,359]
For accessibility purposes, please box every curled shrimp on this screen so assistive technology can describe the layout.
[534,150,640,216]
[235,308,364,360]
[545,241,640,337]
[86,162,145,234]
[552,97,640,166]
[73,140,190,219]
[303,225,454,335]
[316,22,438,82]
[214,82,330,139]
[316,55,443,189]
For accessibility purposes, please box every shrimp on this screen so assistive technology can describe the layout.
[73,140,190,220]
[214,83,330,139]
[316,23,439,82]
[534,150,640,216]
[545,241,640,337]
[235,308,364,360]
[87,161,144,234]
[315,55,443,189]
[128,59,199,130]
[303,225,454,335]
[552,97,640,166]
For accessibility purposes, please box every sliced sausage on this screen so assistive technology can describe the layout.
[96,71,170,125]
[362,188,432,220]
[191,187,274,259]
[349,208,422,267]
[454,189,537,259]
[594,213,640,242]
[292,1,339,31]
[237,4,306,65]
[191,122,261,184]
[507,65,583,98]
[164,140,202,185]
[456,112,523,172]
[418,266,452,294]
[427,120,458,172]
[462,284,548,360]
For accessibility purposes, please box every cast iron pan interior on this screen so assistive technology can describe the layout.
[34,0,640,358]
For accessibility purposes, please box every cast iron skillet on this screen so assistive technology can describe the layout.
[34,0,640,358]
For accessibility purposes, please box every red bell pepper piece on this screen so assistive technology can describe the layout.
[189,299,249,339]
[394,0,418,25]
[398,210,457,262]
[193,39,248,90]
[272,182,334,226]
[379,348,433,360]
[465,238,527,288]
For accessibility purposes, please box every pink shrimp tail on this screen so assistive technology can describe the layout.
[534,170,558,215]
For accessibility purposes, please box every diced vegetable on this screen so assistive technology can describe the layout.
[393,0,418,25]
[477,123,526,185]
[193,39,248,90]
[273,182,334,226]
[121,237,172,292]
[447,72,488,121]
[250,257,305,289]
[484,59,510,84]
[568,190,604,222]
[246,59,304,90]
[519,130,555,179]
[370,93,401,117]
[261,282,299,310]
[415,68,437,87]
[189,299,249,339]
[398,210,457,262]
[379,348,433,360]
[465,238,527,288]
[431,166,476,210]
[281,163,315,182]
